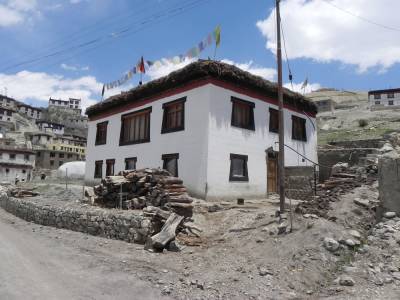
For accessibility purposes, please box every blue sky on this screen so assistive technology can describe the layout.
[0,0,399,109]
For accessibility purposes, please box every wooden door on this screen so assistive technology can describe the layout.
[267,157,278,193]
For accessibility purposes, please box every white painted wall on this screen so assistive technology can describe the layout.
[369,92,400,107]
[205,85,317,200]
[85,85,211,198]
[85,83,317,200]
[0,152,35,182]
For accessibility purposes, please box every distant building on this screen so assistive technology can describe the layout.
[0,107,15,122]
[0,138,35,182]
[368,88,400,110]
[49,97,81,111]
[313,99,336,113]
[36,120,65,135]
[0,95,17,109]
[17,103,43,120]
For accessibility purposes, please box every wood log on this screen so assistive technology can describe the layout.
[165,188,187,193]
[145,213,184,251]
[168,196,193,204]
[162,178,183,185]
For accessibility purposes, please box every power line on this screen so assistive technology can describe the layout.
[0,0,208,73]
[321,0,400,32]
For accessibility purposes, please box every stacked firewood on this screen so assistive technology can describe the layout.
[93,168,193,217]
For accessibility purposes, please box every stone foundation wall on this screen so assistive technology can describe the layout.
[0,190,151,244]
[377,155,400,219]
[285,166,315,200]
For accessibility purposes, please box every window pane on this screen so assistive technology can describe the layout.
[165,158,177,177]
[232,158,244,177]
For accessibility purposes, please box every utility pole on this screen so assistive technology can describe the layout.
[276,0,286,213]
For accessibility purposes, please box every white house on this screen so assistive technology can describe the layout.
[369,88,400,110]
[17,103,42,119]
[36,120,65,135]
[49,97,81,110]
[0,138,35,182]
[0,107,15,123]
[85,60,318,200]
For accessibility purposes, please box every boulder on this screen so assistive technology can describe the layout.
[323,237,339,252]
[339,276,355,286]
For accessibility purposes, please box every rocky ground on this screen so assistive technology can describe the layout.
[3,179,400,299]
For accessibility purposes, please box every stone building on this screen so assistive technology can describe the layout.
[17,103,43,120]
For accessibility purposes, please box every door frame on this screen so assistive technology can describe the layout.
[266,149,279,195]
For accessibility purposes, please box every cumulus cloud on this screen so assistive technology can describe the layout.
[61,63,90,72]
[146,58,276,81]
[0,0,38,27]
[0,70,102,111]
[256,0,400,72]
[284,81,321,94]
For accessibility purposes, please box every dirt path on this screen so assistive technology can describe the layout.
[0,209,168,300]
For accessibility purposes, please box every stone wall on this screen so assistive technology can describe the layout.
[377,155,400,219]
[285,166,315,200]
[0,189,151,243]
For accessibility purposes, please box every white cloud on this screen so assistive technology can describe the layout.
[256,0,400,72]
[146,58,276,81]
[0,70,102,111]
[284,81,321,94]
[0,0,38,27]
[221,59,276,80]
[61,63,90,72]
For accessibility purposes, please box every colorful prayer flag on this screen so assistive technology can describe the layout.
[214,25,221,47]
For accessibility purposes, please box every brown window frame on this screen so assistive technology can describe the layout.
[119,107,152,146]
[231,97,255,131]
[94,160,103,178]
[125,157,137,170]
[292,115,307,142]
[229,154,249,182]
[161,98,186,134]
[106,159,115,176]
[269,108,279,133]
[162,153,179,177]
[95,121,108,146]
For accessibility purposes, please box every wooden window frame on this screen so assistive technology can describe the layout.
[269,108,279,133]
[95,121,108,146]
[162,153,179,177]
[292,115,307,142]
[125,157,137,170]
[94,160,103,178]
[119,107,152,146]
[229,154,249,182]
[231,97,255,131]
[106,159,115,176]
[161,98,186,134]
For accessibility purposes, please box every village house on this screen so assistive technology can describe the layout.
[36,120,65,135]
[369,88,400,110]
[0,107,15,123]
[0,138,35,182]
[0,95,17,109]
[49,97,81,113]
[85,60,318,200]
[17,103,43,120]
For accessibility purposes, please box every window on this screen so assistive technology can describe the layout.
[374,94,381,100]
[229,154,248,182]
[95,121,108,145]
[106,159,115,176]
[22,170,26,174]
[59,161,63,167]
[375,101,381,105]
[50,152,55,158]
[388,93,395,99]
[6,168,9,174]
[24,154,29,160]
[161,98,185,133]
[50,160,54,166]
[68,154,73,158]
[269,108,279,133]
[125,157,137,170]
[7,111,12,116]
[59,153,64,158]
[292,115,307,142]
[94,160,103,178]
[231,97,255,130]
[37,152,41,157]
[162,153,179,177]
[389,100,394,105]
[9,154,16,160]
[119,107,151,145]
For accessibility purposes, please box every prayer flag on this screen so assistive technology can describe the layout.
[214,25,221,47]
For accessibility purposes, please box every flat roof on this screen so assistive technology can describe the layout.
[86,60,317,118]
[369,88,400,94]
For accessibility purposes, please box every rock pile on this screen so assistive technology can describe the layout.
[92,168,193,217]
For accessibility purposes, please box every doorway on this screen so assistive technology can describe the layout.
[267,152,278,194]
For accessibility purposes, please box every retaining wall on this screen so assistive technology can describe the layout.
[377,155,400,219]
[0,190,151,243]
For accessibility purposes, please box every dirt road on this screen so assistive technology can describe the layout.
[0,209,167,300]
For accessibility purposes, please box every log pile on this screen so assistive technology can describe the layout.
[10,188,39,198]
[92,168,193,217]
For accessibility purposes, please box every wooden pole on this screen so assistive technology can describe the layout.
[276,0,286,214]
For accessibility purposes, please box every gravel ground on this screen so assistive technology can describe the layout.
[2,181,400,299]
